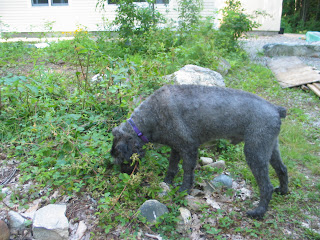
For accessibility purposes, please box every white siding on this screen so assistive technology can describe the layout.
[0,0,282,33]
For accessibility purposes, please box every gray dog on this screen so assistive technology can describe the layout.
[111,84,288,219]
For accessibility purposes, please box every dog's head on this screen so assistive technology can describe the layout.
[111,126,145,173]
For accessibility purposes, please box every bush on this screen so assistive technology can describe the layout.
[215,0,261,52]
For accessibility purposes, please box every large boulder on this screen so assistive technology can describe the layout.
[32,204,69,240]
[263,43,320,58]
[164,65,225,87]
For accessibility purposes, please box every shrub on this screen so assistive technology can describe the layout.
[215,0,261,52]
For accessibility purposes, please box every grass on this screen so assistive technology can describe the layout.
[0,26,319,239]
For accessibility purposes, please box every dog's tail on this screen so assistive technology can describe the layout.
[277,106,287,119]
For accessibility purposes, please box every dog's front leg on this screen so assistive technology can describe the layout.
[164,149,180,184]
[179,147,198,193]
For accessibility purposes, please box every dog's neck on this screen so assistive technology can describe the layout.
[128,118,149,143]
[122,115,151,143]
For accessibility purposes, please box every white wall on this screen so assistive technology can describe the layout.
[0,0,282,33]
[241,0,283,31]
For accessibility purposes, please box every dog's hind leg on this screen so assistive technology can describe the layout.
[270,140,288,195]
[244,140,274,219]
[164,149,180,184]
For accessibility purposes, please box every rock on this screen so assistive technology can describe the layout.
[206,198,221,209]
[1,188,9,194]
[263,43,320,58]
[164,64,225,87]
[237,187,252,201]
[216,58,231,76]
[159,182,170,197]
[91,74,107,83]
[0,220,10,240]
[21,198,41,220]
[207,160,226,170]
[33,204,69,240]
[179,207,192,225]
[75,221,87,240]
[190,188,204,197]
[212,174,233,189]
[139,200,169,223]
[177,207,192,232]
[8,211,27,231]
[199,157,213,166]
[204,174,233,193]
[34,43,50,49]
[186,196,207,211]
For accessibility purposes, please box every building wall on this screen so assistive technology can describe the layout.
[0,0,282,33]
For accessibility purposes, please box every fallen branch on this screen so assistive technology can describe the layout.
[0,168,16,186]
[145,233,163,240]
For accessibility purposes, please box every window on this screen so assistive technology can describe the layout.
[108,0,168,4]
[32,0,49,6]
[52,0,68,5]
[31,0,68,6]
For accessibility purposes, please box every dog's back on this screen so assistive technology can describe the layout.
[145,84,286,145]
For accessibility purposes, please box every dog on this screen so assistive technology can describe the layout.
[111,84,288,219]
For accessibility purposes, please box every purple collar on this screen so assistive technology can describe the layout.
[128,118,149,143]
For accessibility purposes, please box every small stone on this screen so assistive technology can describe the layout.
[75,221,87,240]
[237,187,252,201]
[190,189,204,197]
[200,157,213,166]
[186,196,207,211]
[177,207,192,233]
[213,174,233,189]
[159,182,170,197]
[139,200,169,223]
[206,198,221,209]
[1,188,9,194]
[179,207,192,225]
[34,43,50,49]
[216,58,231,76]
[208,160,226,170]
[8,211,27,231]
[0,220,10,240]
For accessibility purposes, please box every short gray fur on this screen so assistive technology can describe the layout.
[111,84,288,219]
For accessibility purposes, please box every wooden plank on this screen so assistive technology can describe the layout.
[268,56,320,88]
[307,84,320,98]
[314,83,320,90]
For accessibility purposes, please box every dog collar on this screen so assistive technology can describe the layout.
[128,118,149,143]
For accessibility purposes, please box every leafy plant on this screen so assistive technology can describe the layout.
[215,0,261,52]
[177,0,203,32]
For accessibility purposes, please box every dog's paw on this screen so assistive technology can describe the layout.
[178,185,192,194]
[246,207,266,220]
[274,187,288,195]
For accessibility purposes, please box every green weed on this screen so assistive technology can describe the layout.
[0,2,319,238]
